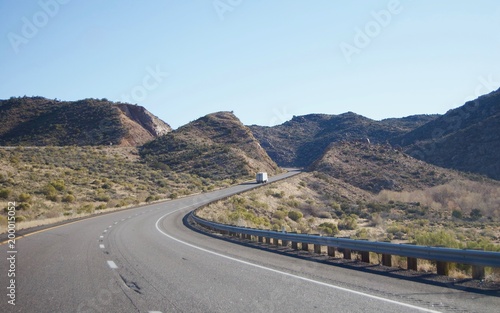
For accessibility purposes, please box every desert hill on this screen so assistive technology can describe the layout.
[140,111,280,181]
[249,112,437,167]
[310,141,463,193]
[394,88,500,180]
[0,97,171,146]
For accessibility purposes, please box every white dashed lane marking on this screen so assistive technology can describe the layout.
[107,261,118,269]
[99,244,105,249]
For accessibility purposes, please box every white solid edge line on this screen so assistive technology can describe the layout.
[107,260,118,269]
[155,209,442,313]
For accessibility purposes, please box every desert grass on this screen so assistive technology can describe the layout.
[0,146,233,232]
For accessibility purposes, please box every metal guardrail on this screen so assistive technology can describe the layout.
[191,213,500,268]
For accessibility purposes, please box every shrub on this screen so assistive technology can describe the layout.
[169,192,178,199]
[451,209,463,219]
[355,228,369,239]
[77,204,94,214]
[42,184,57,199]
[18,193,31,203]
[0,188,12,199]
[414,229,461,248]
[318,222,339,235]
[470,208,482,220]
[370,213,384,227]
[330,202,341,210]
[96,204,106,210]
[95,193,110,202]
[18,203,30,210]
[338,214,358,230]
[272,191,285,199]
[287,210,303,222]
[50,179,65,191]
[62,194,76,203]
[15,216,25,222]
[273,210,286,220]
[367,202,390,212]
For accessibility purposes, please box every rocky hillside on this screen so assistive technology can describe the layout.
[394,88,500,180]
[140,111,280,181]
[310,141,465,193]
[249,113,437,167]
[0,97,171,146]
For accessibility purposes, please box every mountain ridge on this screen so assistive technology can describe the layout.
[140,111,280,181]
[394,88,500,180]
[0,97,172,146]
[249,112,437,167]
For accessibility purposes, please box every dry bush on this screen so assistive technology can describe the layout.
[377,180,500,219]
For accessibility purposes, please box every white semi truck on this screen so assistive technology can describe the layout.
[256,172,268,183]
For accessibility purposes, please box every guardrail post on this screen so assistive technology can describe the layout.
[472,265,485,280]
[265,237,272,244]
[407,257,418,271]
[436,261,449,276]
[291,241,298,250]
[360,251,370,263]
[274,238,280,246]
[282,239,289,247]
[301,242,309,251]
[314,244,321,254]
[258,236,264,243]
[343,248,351,260]
[382,254,392,267]
[327,246,335,257]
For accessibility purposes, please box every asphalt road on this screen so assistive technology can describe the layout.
[1,170,499,312]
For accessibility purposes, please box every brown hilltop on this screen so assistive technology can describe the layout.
[0,96,171,147]
[140,111,280,181]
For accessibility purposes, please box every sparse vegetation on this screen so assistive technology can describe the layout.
[140,112,280,181]
[0,146,231,230]
[198,158,500,257]
[287,210,303,222]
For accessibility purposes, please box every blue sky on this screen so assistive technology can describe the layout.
[1,1,499,129]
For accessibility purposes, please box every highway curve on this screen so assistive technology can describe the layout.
[1,170,499,312]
